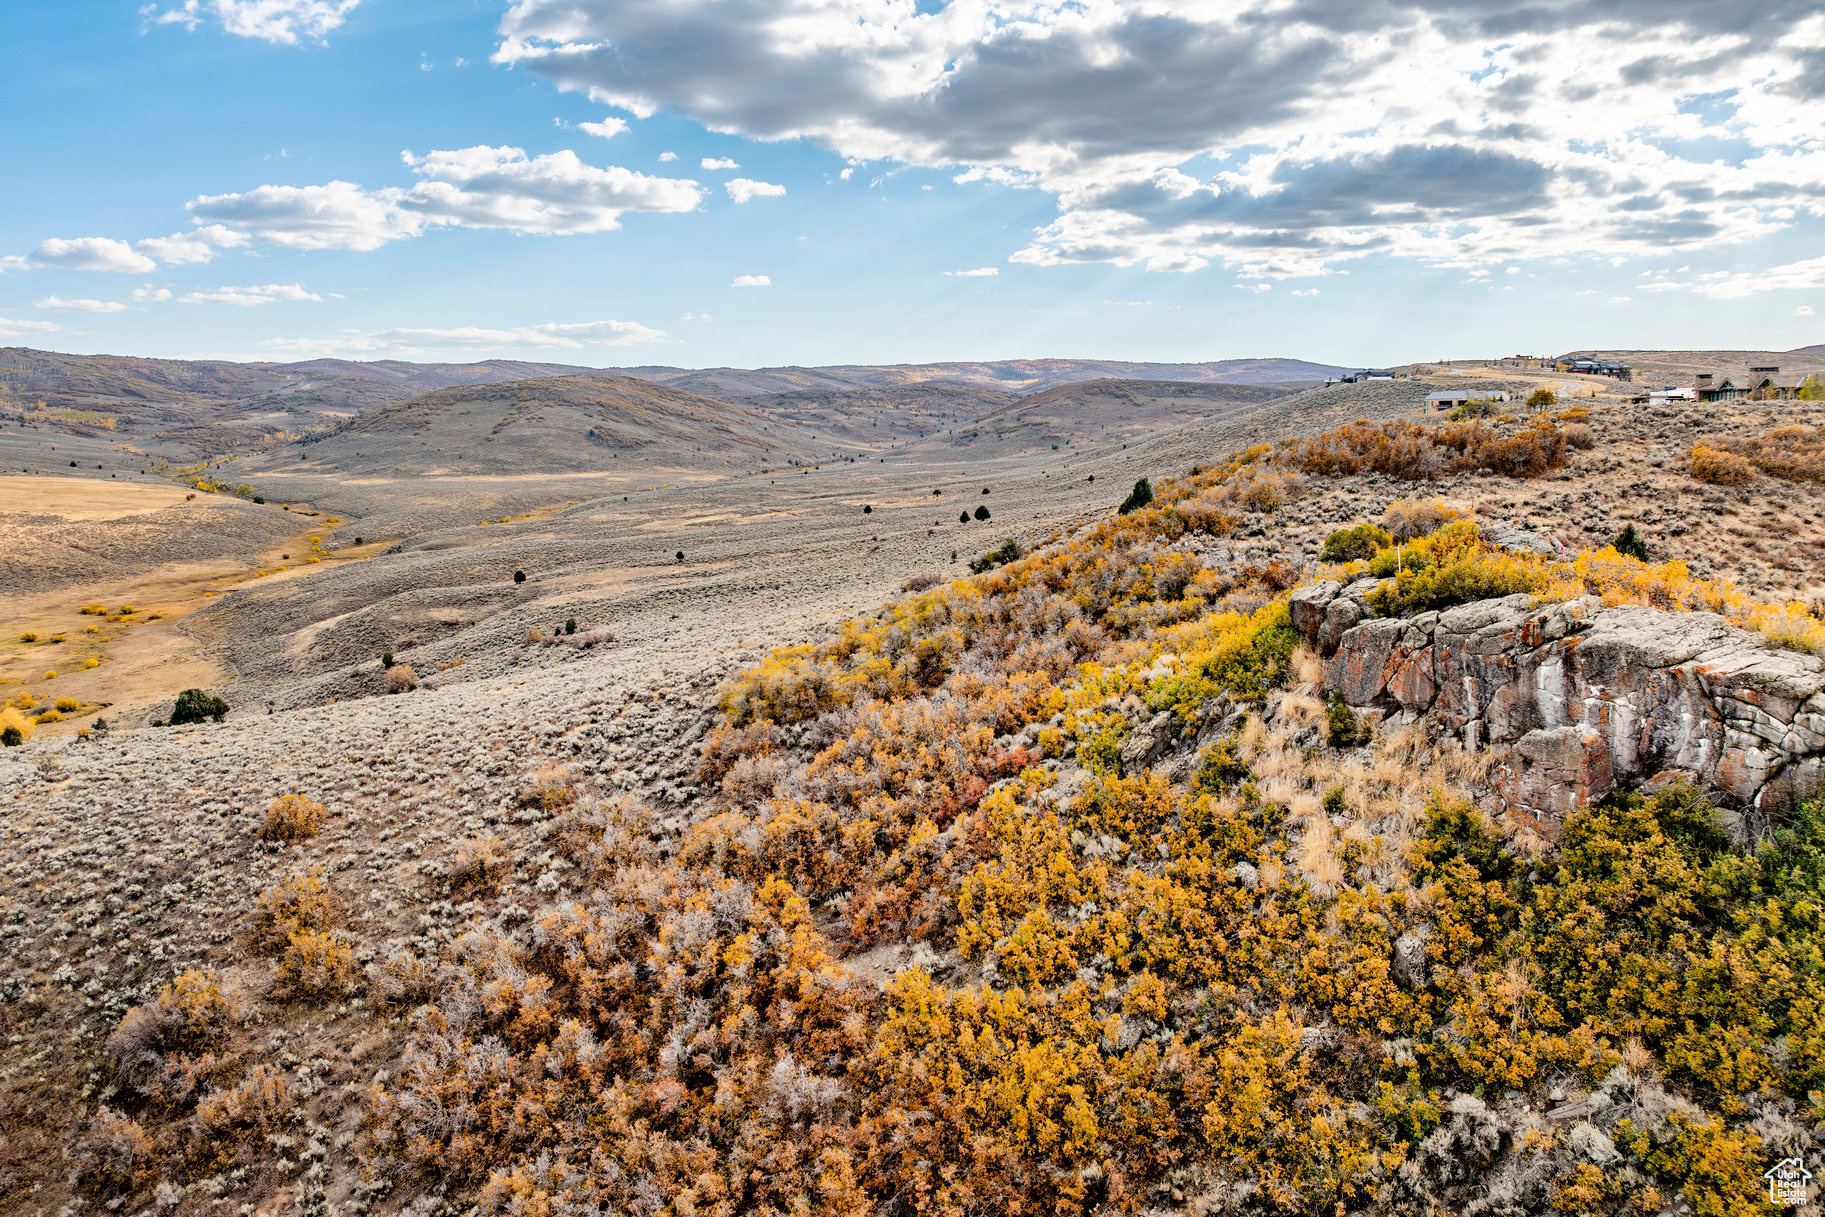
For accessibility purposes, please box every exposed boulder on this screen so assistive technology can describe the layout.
[1392,925,1431,991]
[1119,710,1178,772]
[1292,582,1825,837]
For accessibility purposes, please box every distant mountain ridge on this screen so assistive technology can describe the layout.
[1,347,1347,415]
[623,356,1347,397]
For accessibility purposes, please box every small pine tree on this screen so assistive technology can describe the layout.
[959,511,970,523]
[381,651,394,669]
[170,689,229,725]
[973,505,991,521]
[565,618,577,635]
[1612,523,1651,561]
[1,725,21,747]
[1118,477,1153,514]
[513,570,527,584]
[863,505,872,514]
[675,551,685,563]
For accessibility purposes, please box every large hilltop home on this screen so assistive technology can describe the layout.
[1694,373,1750,403]
[1555,356,1632,379]
[1691,368,1820,403]
[1748,369,1820,401]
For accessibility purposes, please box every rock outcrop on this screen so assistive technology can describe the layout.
[1290,580,1825,838]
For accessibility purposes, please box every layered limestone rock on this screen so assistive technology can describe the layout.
[1289,580,1825,838]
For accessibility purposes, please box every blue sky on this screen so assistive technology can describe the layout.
[3,0,1822,368]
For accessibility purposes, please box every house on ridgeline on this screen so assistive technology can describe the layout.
[1694,373,1750,403]
[1555,357,1633,381]
[1747,370,1819,401]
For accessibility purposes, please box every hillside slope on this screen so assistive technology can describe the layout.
[7,391,1825,1216]
[274,373,821,478]
[921,377,1299,455]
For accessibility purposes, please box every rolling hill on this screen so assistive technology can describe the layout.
[628,356,1350,398]
[268,372,830,479]
[903,376,1304,457]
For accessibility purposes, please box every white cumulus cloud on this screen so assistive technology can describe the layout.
[34,296,130,313]
[943,267,998,277]
[181,283,323,306]
[701,157,740,170]
[142,0,360,45]
[187,146,705,251]
[0,316,62,338]
[731,274,771,286]
[578,117,628,139]
[1698,254,1825,299]
[188,180,418,251]
[397,145,704,233]
[134,225,249,265]
[32,237,157,274]
[132,287,174,303]
[724,178,786,204]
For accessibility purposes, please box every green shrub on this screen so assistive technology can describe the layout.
[565,617,577,635]
[513,569,527,583]
[973,505,991,521]
[1326,694,1371,746]
[1,725,21,747]
[1611,523,1650,561]
[170,688,229,725]
[1320,523,1391,563]
[1194,735,1253,794]
[1118,476,1153,514]
[969,539,1021,574]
